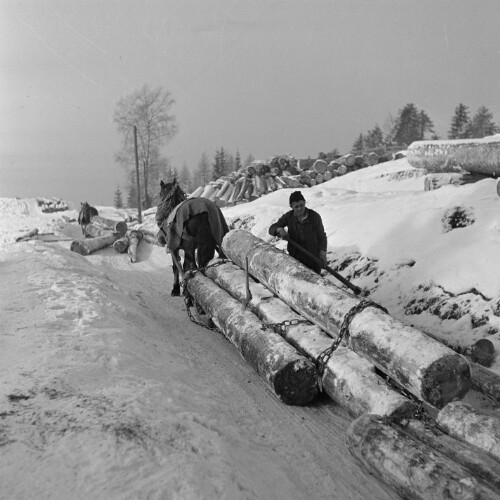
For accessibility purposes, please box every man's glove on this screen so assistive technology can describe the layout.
[276,228,288,239]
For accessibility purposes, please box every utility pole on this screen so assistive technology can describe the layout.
[134,125,142,223]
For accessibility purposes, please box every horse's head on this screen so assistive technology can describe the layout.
[160,179,176,201]
[159,179,187,205]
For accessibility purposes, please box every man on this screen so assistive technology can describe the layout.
[269,191,327,274]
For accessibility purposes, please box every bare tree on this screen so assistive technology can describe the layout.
[114,85,177,209]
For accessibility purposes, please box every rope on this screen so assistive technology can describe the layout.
[316,299,388,390]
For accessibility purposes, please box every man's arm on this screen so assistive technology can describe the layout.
[269,212,290,238]
[316,214,328,266]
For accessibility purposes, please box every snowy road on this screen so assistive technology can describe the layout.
[0,214,399,499]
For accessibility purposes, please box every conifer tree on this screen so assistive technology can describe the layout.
[235,150,242,171]
[448,103,471,139]
[351,134,364,155]
[212,147,228,180]
[365,125,385,151]
[468,106,499,138]
[195,152,211,187]
[391,103,434,147]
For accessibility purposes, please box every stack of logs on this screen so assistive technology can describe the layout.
[37,197,69,213]
[70,215,143,262]
[188,152,397,207]
[184,229,500,499]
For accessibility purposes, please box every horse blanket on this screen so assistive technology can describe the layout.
[157,198,229,253]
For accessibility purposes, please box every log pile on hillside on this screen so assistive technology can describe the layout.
[188,151,396,206]
[36,197,69,213]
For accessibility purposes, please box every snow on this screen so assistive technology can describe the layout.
[1,158,499,498]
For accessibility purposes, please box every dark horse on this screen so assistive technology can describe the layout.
[156,179,229,296]
[78,201,98,235]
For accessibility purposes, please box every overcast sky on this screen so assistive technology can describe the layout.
[1,0,499,205]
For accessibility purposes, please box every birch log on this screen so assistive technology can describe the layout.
[407,135,500,176]
[128,230,143,263]
[15,228,39,241]
[90,215,127,236]
[221,230,471,409]
[83,223,108,238]
[437,401,500,461]
[188,186,204,199]
[113,235,129,253]
[470,363,500,403]
[185,273,319,405]
[404,420,500,491]
[70,232,119,255]
[348,414,500,500]
[205,260,416,419]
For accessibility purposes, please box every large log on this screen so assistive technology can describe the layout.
[188,186,204,199]
[348,414,500,500]
[437,401,500,461]
[404,420,500,491]
[90,215,127,236]
[70,232,119,256]
[221,230,471,409]
[407,135,500,176]
[83,223,108,238]
[185,273,319,405]
[113,235,129,253]
[205,260,417,419]
[311,159,328,174]
[128,230,143,263]
[15,228,39,242]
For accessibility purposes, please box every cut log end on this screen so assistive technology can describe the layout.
[273,359,319,406]
[422,354,471,409]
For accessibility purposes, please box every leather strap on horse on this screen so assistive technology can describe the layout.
[316,299,388,391]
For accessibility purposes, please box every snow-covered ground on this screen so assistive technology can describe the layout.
[1,158,499,499]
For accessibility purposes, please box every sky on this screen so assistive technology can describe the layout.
[1,0,500,206]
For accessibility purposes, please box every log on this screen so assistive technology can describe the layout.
[15,228,39,242]
[367,152,379,165]
[205,260,417,419]
[215,180,231,201]
[348,414,500,500]
[113,236,129,254]
[407,135,500,176]
[188,186,204,199]
[219,184,234,204]
[237,177,251,202]
[128,230,143,263]
[70,232,119,256]
[274,176,287,189]
[297,158,315,171]
[254,175,265,196]
[470,363,500,403]
[265,176,277,192]
[336,165,347,175]
[339,154,356,167]
[354,155,364,167]
[424,172,489,191]
[404,420,500,491]
[83,223,108,238]
[437,401,500,461]
[470,338,495,367]
[221,230,471,409]
[200,184,216,199]
[280,176,301,188]
[314,173,324,184]
[323,171,333,181]
[90,215,127,236]
[311,159,328,174]
[185,273,319,405]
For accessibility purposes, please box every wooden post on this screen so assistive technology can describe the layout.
[205,260,417,419]
[185,273,319,405]
[347,414,500,500]
[221,230,471,409]
[134,125,142,223]
[128,230,143,263]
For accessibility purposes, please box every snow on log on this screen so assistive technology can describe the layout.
[407,135,500,176]
[437,401,500,461]
[470,363,500,403]
[128,230,143,263]
[188,186,204,199]
[221,230,471,409]
[113,235,129,253]
[312,159,328,174]
[205,260,416,419]
[348,414,500,500]
[338,154,355,167]
[404,420,500,491]
[90,215,127,236]
[70,232,119,256]
[185,273,319,405]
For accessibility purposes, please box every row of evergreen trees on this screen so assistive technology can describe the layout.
[351,103,499,155]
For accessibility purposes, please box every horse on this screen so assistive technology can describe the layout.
[156,179,229,297]
[78,201,98,235]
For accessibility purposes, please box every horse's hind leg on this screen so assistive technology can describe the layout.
[170,250,181,296]
[195,214,216,268]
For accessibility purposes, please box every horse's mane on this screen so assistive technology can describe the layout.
[157,180,188,224]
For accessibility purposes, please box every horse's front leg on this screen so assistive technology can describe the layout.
[170,250,181,296]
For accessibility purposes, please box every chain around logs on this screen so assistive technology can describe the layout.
[268,319,312,335]
[316,299,389,390]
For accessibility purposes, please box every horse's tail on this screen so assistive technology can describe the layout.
[196,213,216,268]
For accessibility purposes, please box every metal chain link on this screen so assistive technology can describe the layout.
[268,318,311,335]
[180,258,231,291]
[316,299,389,389]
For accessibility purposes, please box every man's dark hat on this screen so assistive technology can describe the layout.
[289,191,305,204]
